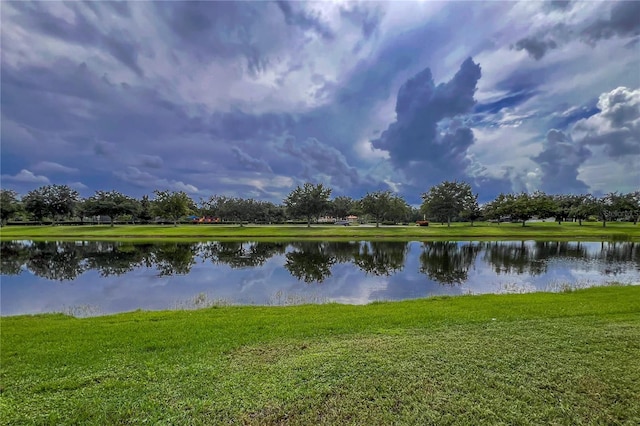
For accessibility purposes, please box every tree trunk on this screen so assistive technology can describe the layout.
[579,218,582,226]
[110,217,114,227]
[307,216,311,228]
[174,219,178,227]
[447,217,451,227]
[602,219,606,228]
[522,220,526,227]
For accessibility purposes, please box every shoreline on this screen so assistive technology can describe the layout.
[1,222,638,242]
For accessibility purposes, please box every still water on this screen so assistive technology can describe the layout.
[1,240,638,316]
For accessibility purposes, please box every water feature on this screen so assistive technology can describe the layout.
[1,240,638,316]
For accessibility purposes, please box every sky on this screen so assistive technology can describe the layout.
[1,0,639,205]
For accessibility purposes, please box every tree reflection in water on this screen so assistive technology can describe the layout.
[284,242,337,283]
[152,243,198,276]
[483,241,547,276]
[354,241,408,276]
[25,241,87,281]
[419,242,481,285]
[0,240,637,284]
[201,241,287,268]
[84,242,155,277]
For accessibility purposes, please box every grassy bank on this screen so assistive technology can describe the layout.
[2,286,639,424]
[1,221,638,241]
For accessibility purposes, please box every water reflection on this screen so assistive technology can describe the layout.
[1,240,638,315]
[2,240,639,283]
[419,242,482,285]
[202,241,288,268]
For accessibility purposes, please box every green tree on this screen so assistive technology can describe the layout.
[626,191,640,225]
[152,190,195,226]
[531,191,556,221]
[84,190,138,227]
[506,193,535,227]
[330,196,355,220]
[387,195,411,224]
[460,192,482,226]
[0,189,20,226]
[23,184,79,224]
[591,193,619,228]
[284,183,332,227]
[482,193,511,225]
[137,195,154,223]
[553,194,575,224]
[360,191,394,227]
[421,181,474,227]
[568,194,594,226]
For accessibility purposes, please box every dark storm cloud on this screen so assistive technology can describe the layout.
[547,1,572,11]
[0,58,208,197]
[371,58,481,177]
[1,59,191,143]
[154,1,274,75]
[11,2,143,76]
[231,147,273,173]
[512,23,572,60]
[137,155,164,169]
[534,129,590,194]
[209,111,294,142]
[581,1,640,43]
[515,1,640,61]
[276,1,335,41]
[281,136,360,189]
[513,37,558,60]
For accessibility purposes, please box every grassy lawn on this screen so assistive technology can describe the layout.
[2,286,639,424]
[1,221,638,241]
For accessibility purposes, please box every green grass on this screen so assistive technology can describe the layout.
[1,221,638,241]
[2,286,639,424]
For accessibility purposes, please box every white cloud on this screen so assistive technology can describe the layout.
[114,167,199,194]
[32,161,78,174]
[1,169,50,184]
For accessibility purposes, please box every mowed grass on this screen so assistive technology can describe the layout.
[1,220,638,241]
[2,286,639,425]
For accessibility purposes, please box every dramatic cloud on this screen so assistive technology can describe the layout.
[533,129,590,194]
[535,86,639,195]
[514,1,640,60]
[231,147,273,173]
[281,136,360,190]
[581,1,640,43]
[10,2,143,76]
[276,1,334,41]
[114,167,199,194]
[371,58,482,184]
[573,87,640,157]
[1,1,637,202]
[514,37,558,61]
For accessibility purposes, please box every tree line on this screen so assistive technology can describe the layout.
[0,181,638,227]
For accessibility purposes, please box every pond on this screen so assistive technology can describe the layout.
[1,240,638,316]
